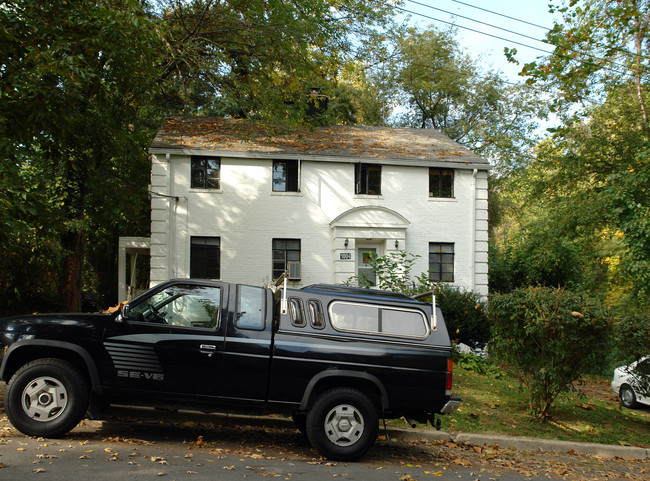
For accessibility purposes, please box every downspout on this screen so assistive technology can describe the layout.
[166,153,175,280]
[471,169,477,291]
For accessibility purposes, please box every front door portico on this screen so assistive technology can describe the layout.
[330,206,410,285]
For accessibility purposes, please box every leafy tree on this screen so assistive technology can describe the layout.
[519,0,650,118]
[327,61,390,126]
[153,0,395,123]
[489,215,583,294]
[372,26,547,169]
[490,287,611,419]
[0,0,400,314]
[0,0,161,312]
[492,0,650,318]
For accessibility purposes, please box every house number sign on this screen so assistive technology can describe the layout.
[340,252,352,260]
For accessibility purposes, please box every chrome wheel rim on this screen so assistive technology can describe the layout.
[21,376,68,422]
[323,404,364,447]
[621,387,635,405]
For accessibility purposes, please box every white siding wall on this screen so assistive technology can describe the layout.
[150,154,489,296]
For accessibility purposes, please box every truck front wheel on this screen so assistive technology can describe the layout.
[306,387,378,461]
[5,358,89,438]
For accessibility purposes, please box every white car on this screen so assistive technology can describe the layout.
[611,357,650,408]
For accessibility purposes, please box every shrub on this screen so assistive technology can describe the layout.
[490,286,611,419]
[615,314,650,364]
[349,251,427,296]
[434,283,489,348]
[345,251,490,348]
[488,226,582,294]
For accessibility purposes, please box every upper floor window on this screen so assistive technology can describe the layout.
[429,242,454,282]
[272,238,301,280]
[190,237,220,279]
[191,156,220,189]
[355,163,381,195]
[429,168,454,198]
[273,160,299,192]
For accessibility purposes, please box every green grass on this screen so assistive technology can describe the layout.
[410,366,650,447]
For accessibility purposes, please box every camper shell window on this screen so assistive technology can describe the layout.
[328,301,428,339]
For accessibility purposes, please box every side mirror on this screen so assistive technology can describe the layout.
[117,303,131,323]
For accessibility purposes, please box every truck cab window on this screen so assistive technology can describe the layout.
[236,285,265,330]
[128,285,221,328]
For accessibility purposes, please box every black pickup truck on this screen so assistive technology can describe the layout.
[0,278,460,460]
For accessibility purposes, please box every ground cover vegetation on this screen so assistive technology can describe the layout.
[445,356,650,448]
[1,0,649,427]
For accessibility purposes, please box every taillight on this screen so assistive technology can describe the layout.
[446,357,453,391]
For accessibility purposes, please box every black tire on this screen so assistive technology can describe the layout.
[305,387,378,461]
[5,358,89,438]
[620,384,638,409]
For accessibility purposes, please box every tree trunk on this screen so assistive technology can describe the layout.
[60,228,84,312]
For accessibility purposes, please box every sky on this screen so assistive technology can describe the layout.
[398,0,561,83]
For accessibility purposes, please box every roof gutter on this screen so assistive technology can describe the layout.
[149,148,492,171]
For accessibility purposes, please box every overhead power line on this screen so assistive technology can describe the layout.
[406,0,548,46]
[448,0,551,31]
[398,1,636,78]
[396,5,555,55]
[414,0,650,63]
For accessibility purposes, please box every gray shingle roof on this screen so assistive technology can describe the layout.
[151,116,490,169]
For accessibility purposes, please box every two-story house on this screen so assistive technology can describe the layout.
[118,116,489,300]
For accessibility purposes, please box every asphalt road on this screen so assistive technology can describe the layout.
[1,406,648,481]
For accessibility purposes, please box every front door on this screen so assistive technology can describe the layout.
[357,247,377,286]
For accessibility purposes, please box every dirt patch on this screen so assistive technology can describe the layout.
[575,375,621,405]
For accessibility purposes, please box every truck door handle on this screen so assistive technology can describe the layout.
[200,345,216,357]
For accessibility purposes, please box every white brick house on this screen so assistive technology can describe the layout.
[119,116,489,300]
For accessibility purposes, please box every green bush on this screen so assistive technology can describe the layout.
[488,225,582,294]
[615,314,650,364]
[434,283,489,348]
[345,251,490,348]
[349,251,427,296]
[454,350,505,378]
[490,286,611,419]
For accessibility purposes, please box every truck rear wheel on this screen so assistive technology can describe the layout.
[306,387,378,461]
[5,358,89,438]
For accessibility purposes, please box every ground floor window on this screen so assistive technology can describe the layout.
[190,237,220,279]
[429,243,454,282]
[273,238,301,280]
